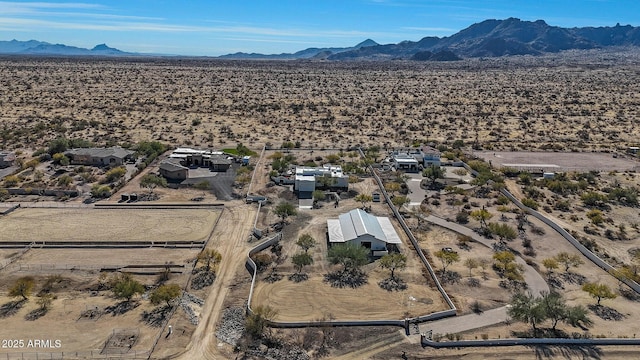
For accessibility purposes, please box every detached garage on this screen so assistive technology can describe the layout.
[327,208,402,256]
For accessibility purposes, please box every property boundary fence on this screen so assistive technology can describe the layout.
[94,203,224,209]
[462,159,640,294]
[0,240,206,249]
[245,145,266,197]
[0,242,34,269]
[241,149,458,336]
[1,350,150,359]
[145,206,226,359]
[421,335,640,348]
[500,187,640,295]
[0,203,20,215]
[360,148,457,313]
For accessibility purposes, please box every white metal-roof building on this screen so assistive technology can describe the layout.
[327,209,402,252]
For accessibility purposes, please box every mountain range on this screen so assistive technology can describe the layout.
[218,39,380,59]
[2,18,640,60]
[327,18,640,60]
[0,40,132,56]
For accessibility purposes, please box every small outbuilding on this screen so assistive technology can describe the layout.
[327,208,402,255]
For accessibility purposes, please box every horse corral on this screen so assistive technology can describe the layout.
[0,206,222,357]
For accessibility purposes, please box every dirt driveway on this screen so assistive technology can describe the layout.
[155,202,256,359]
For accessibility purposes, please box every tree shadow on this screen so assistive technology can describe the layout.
[25,307,48,321]
[378,277,407,291]
[531,344,603,360]
[588,304,624,321]
[324,269,368,288]
[0,299,26,318]
[105,300,140,316]
[288,273,308,283]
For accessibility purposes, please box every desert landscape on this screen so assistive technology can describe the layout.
[1,50,640,155]
[1,51,640,360]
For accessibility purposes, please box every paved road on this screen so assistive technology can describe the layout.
[416,214,549,336]
[405,173,425,206]
[424,215,549,297]
[421,306,509,335]
[0,165,17,180]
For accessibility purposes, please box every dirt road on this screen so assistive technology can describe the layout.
[170,202,256,359]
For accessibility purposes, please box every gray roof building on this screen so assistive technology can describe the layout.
[327,209,401,251]
[65,147,134,166]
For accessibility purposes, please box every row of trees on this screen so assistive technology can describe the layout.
[508,291,592,334]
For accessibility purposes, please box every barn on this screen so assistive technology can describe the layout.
[327,208,402,256]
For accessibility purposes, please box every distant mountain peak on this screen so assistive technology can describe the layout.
[329,18,640,60]
[91,43,111,51]
[355,39,378,48]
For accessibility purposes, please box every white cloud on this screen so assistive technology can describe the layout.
[0,1,105,13]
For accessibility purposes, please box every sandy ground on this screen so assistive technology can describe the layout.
[156,202,257,359]
[4,248,198,270]
[0,208,219,242]
[253,270,446,322]
[2,56,640,155]
[0,276,180,356]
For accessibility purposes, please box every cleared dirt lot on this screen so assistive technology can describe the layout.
[0,208,220,242]
[253,269,446,322]
[7,248,198,269]
[476,151,640,172]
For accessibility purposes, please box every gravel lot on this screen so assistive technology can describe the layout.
[475,151,640,172]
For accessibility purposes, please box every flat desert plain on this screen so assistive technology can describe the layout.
[1,51,640,153]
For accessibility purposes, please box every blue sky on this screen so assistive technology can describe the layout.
[1,0,638,56]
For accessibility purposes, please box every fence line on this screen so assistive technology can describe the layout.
[421,335,640,348]
[145,206,226,359]
[1,349,150,359]
[246,144,266,197]
[0,242,34,271]
[463,159,640,294]
[500,187,640,294]
[360,148,457,313]
[241,149,459,334]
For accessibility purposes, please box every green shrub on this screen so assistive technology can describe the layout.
[521,198,539,210]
